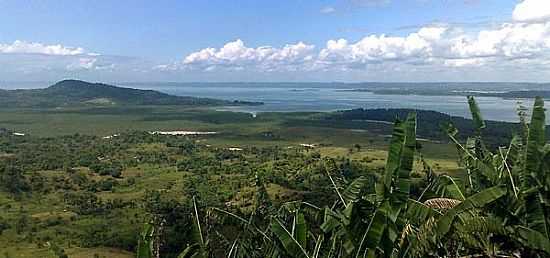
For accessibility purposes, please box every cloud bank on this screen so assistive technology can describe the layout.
[0,40,85,56]
[3,0,550,82]
[161,0,550,81]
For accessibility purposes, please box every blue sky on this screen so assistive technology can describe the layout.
[1,0,550,82]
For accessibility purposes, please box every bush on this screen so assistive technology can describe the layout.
[0,217,10,235]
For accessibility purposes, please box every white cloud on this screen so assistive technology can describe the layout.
[320,6,336,14]
[444,58,485,67]
[0,40,85,56]
[66,57,117,71]
[181,39,315,71]
[168,15,550,75]
[68,58,97,70]
[448,22,550,59]
[0,39,122,74]
[5,0,550,81]
[166,0,550,76]
[318,26,448,66]
[177,15,550,74]
[513,0,550,23]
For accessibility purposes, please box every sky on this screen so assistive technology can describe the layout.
[1,0,550,82]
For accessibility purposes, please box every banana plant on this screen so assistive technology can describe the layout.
[417,96,550,257]
[135,96,549,258]
[316,112,418,258]
[137,222,155,258]
[177,196,208,258]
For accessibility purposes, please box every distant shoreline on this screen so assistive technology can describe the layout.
[336,88,550,100]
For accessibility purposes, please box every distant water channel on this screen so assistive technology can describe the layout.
[1,81,545,123]
[123,83,540,123]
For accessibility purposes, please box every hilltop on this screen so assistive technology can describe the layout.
[0,80,262,108]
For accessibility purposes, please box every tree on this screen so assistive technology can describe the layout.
[354,143,361,152]
[136,97,550,258]
[0,217,10,236]
[0,165,29,195]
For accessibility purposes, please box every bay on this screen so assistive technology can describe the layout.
[124,83,540,123]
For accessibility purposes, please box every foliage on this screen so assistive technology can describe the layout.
[2,96,549,257]
[137,96,550,258]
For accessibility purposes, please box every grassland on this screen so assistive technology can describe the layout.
[0,105,457,155]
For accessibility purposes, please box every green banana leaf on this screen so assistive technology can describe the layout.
[137,223,155,258]
[513,225,550,255]
[271,219,310,258]
[295,211,307,248]
[395,112,416,205]
[436,185,507,235]
[468,96,486,132]
[342,176,369,204]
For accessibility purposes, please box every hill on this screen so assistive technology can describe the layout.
[0,80,262,108]
[320,108,526,146]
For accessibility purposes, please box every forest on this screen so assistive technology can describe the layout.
[0,97,549,258]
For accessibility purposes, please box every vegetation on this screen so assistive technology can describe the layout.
[0,80,262,108]
[0,128,392,257]
[136,97,550,258]
[1,95,548,257]
[325,108,528,146]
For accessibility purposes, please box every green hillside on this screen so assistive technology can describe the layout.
[0,80,262,108]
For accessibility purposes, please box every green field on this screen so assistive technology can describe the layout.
[0,105,458,157]
[0,105,465,257]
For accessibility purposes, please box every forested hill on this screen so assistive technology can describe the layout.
[326,108,525,145]
[0,80,262,108]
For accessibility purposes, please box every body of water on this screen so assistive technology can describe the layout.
[1,81,544,123]
[123,83,539,123]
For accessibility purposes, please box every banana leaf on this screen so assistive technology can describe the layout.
[524,96,545,185]
[356,201,392,257]
[295,211,307,248]
[522,97,549,238]
[271,219,310,258]
[137,223,155,258]
[513,225,550,255]
[380,119,404,199]
[395,112,416,205]
[436,185,507,235]
[468,96,486,132]
[342,176,370,204]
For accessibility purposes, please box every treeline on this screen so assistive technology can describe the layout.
[326,108,525,145]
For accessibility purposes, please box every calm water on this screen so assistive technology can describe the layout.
[123,83,538,123]
[1,81,544,123]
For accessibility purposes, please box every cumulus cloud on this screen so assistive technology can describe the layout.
[174,10,550,74]
[0,39,125,75]
[163,0,550,76]
[318,21,550,70]
[5,0,550,81]
[448,22,550,59]
[0,40,85,56]
[179,39,315,72]
[512,0,550,23]
[318,26,447,65]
